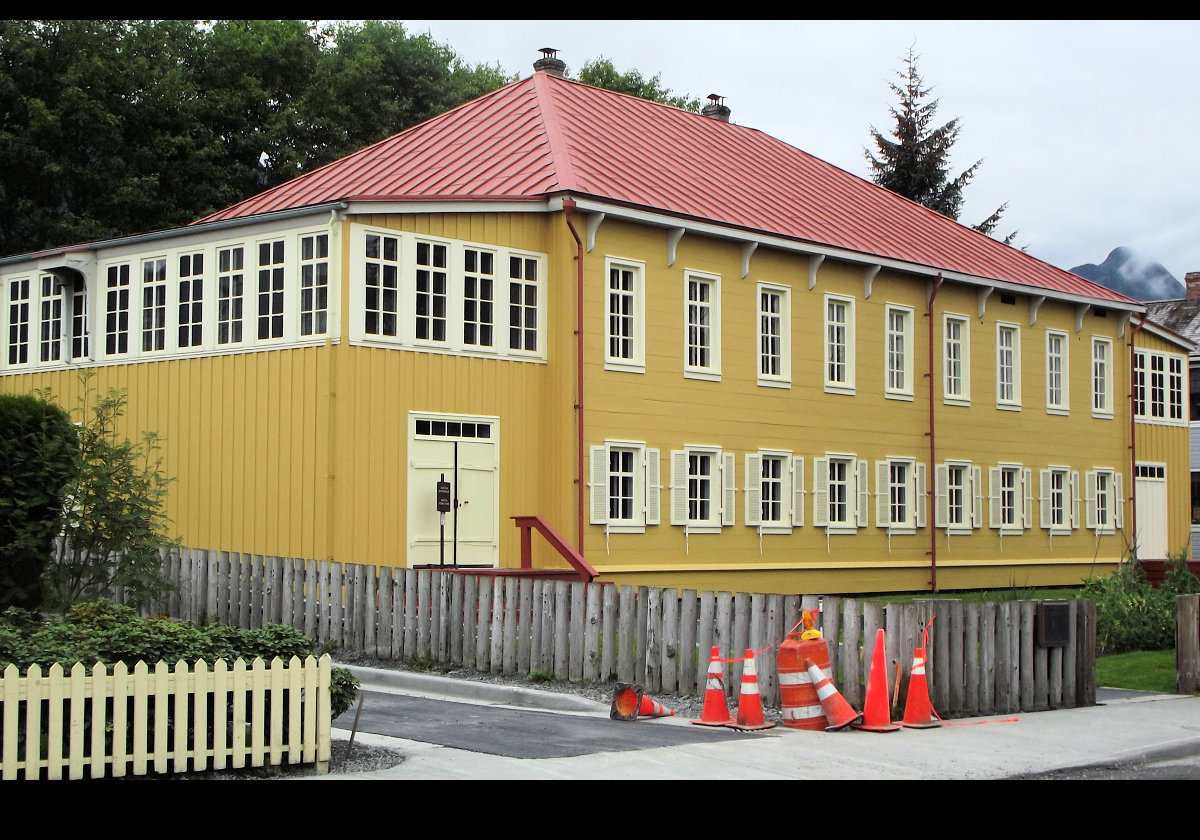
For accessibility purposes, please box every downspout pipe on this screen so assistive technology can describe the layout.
[1128,314,1146,560]
[563,199,586,555]
[926,274,943,591]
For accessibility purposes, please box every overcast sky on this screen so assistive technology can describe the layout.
[401,19,1200,286]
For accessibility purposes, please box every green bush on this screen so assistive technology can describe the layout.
[1083,554,1200,654]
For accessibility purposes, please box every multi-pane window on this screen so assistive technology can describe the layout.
[996,323,1020,407]
[885,305,912,397]
[608,448,636,522]
[606,260,643,371]
[943,314,969,403]
[257,240,285,340]
[745,452,803,530]
[1040,467,1076,534]
[141,258,167,352]
[760,455,784,524]
[688,451,713,525]
[178,252,204,349]
[590,442,660,533]
[69,278,88,359]
[38,275,62,362]
[463,248,494,348]
[876,458,926,532]
[217,246,245,345]
[105,263,131,355]
[935,461,981,533]
[508,255,538,353]
[814,455,867,532]
[1046,330,1068,413]
[1134,349,1187,424]
[415,241,448,342]
[757,284,789,384]
[7,277,30,365]
[299,233,329,337]
[1170,356,1185,421]
[1092,337,1112,416]
[686,273,720,378]
[670,447,732,531]
[825,295,854,392]
[364,234,399,338]
[989,464,1030,534]
[1086,469,1122,534]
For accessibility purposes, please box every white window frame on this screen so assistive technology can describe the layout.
[935,460,983,534]
[589,441,660,534]
[884,304,914,400]
[989,463,1032,535]
[670,446,734,533]
[255,238,287,342]
[943,313,970,405]
[177,251,205,350]
[745,451,805,532]
[1092,336,1113,418]
[824,294,855,395]
[996,322,1021,409]
[298,232,330,338]
[1045,329,1069,415]
[756,283,790,387]
[1085,468,1124,535]
[140,257,168,353]
[875,457,926,534]
[814,454,869,534]
[216,244,247,346]
[6,276,32,366]
[1040,466,1079,535]
[605,257,645,373]
[1133,348,1188,427]
[684,271,721,381]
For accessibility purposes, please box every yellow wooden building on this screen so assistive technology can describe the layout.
[1,51,1191,594]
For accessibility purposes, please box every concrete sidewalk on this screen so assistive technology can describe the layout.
[323,666,1200,780]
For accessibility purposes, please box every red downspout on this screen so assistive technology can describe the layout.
[563,199,586,554]
[1128,313,1146,558]
[926,274,943,592]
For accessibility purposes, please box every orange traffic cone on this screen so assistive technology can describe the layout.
[804,658,861,731]
[730,649,776,731]
[638,695,675,718]
[853,629,901,732]
[692,646,736,727]
[902,647,941,729]
[610,683,644,721]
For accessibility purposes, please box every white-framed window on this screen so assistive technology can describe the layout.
[670,446,734,532]
[745,451,804,531]
[1039,466,1079,534]
[364,232,400,339]
[1045,329,1069,414]
[178,252,204,349]
[105,263,131,356]
[1092,337,1113,418]
[299,233,329,337]
[216,246,245,346]
[38,274,63,363]
[989,463,1032,535]
[508,254,539,354]
[814,454,869,533]
[685,271,720,380]
[885,305,914,399]
[414,239,448,344]
[256,239,286,341]
[7,276,31,365]
[589,441,660,533]
[68,276,88,360]
[1133,349,1187,426]
[1085,468,1124,534]
[757,283,790,386]
[875,457,926,534]
[140,257,167,353]
[935,461,983,534]
[824,294,855,394]
[605,258,645,373]
[943,313,970,405]
[462,247,494,349]
[996,323,1021,409]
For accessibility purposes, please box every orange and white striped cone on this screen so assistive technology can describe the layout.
[804,658,861,731]
[610,683,644,721]
[692,646,736,727]
[637,694,675,718]
[902,647,941,729]
[730,649,776,731]
[853,628,901,732]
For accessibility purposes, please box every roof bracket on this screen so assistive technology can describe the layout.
[808,254,825,290]
[1029,295,1046,326]
[741,242,757,278]
[1118,311,1131,338]
[977,287,993,319]
[585,212,605,253]
[1074,302,1091,333]
[863,264,881,299]
[666,227,685,267]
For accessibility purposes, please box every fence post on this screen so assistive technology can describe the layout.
[1177,594,1200,695]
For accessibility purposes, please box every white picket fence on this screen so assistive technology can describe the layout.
[0,654,332,780]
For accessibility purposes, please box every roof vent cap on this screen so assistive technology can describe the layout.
[534,48,566,78]
[702,93,731,122]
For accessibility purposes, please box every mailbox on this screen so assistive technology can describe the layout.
[1036,600,1070,647]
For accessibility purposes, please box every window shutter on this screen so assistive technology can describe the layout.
[915,463,927,528]
[813,457,829,527]
[670,450,688,526]
[1039,470,1052,530]
[1085,471,1097,530]
[1022,468,1033,529]
[988,467,1002,529]
[934,464,949,528]
[1114,473,1124,530]
[791,457,805,527]
[856,459,870,528]
[971,466,983,529]
[875,461,890,527]
[589,445,609,525]
[1070,471,1080,529]
[745,454,762,526]
[645,448,660,525]
[722,452,736,526]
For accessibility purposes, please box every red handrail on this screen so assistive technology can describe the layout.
[511,515,597,582]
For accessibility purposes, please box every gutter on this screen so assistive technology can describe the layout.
[1128,314,1147,559]
[926,273,943,591]
[563,199,586,555]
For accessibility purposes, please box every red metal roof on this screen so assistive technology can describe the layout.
[198,71,1133,305]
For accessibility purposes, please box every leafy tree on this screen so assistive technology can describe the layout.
[43,374,176,613]
[576,56,701,112]
[865,47,1016,245]
[0,393,79,611]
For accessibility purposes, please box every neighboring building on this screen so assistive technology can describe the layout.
[1,50,1191,594]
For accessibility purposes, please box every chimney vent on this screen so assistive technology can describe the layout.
[702,93,731,122]
[1187,271,1200,302]
[534,48,566,78]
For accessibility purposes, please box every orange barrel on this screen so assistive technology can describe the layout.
[777,634,831,730]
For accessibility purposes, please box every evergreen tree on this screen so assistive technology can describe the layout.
[865,48,1015,245]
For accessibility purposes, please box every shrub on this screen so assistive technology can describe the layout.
[1083,552,1200,654]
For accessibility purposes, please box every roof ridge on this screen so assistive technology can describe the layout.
[530,72,578,194]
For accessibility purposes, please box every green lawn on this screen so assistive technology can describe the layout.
[1096,649,1183,694]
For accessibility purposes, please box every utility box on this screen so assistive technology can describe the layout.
[1036,600,1070,647]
